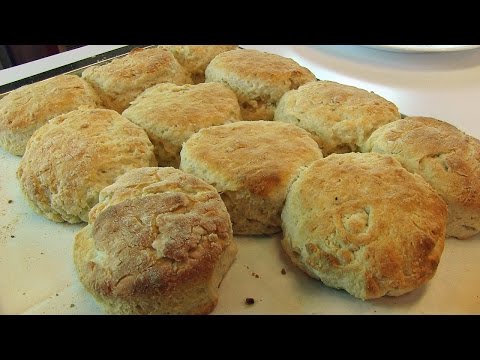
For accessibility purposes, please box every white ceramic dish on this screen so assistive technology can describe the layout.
[364,45,480,53]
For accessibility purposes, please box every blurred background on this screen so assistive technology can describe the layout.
[0,45,84,69]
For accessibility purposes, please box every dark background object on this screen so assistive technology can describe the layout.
[0,45,84,69]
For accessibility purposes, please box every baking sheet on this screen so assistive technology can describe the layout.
[1,45,480,314]
[0,45,153,97]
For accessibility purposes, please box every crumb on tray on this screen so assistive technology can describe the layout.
[245,298,255,305]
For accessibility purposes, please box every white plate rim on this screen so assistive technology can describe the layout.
[363,45,480,53]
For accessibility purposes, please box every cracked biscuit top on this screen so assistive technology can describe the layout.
[158,45,238,83]
[205,49,316,121]
[281,152,447,300]
[179,121,323,235]
[274,80,401,155]
[122,82,241,167]
[0,74,102,155]
[82,47,192,113]
[17,108,157,224]
[74,167,236,314]
[363,116,480,239]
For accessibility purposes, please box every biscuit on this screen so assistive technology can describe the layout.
[363,116,480,239]
[0,74,102,156]
[17,108,157,224]
[122,82,241,167]
[281,153,447,300]
[74,167,237,315]
[274,80,401,155]
[82,47,192,113]
[205,49,316,121]
[158,45,238,83]
[180,121,323,235]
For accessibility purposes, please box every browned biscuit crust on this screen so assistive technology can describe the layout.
[122,82,241,167]
[17,108,157,223]
[364,116,480,239]
[0,74,102,155]
[281,153,447,300]
[82,47,192,113]
[158,45,238,83]
[205,49,316,120]
[180,121,322,235]
[74,167,237,314]
[275,80,401,155]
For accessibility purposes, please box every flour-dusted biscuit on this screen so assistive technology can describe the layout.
[363,116,480,239]
[274,80,401,155]
[0,74,102,155]
[82,47,192,113]
[74,167,237,315]
[17,108,157,223]
[205,49,316,121]
[281,153,447,300]
[158,45,238,83]
[180,121,323,235]
[122,82,241,167]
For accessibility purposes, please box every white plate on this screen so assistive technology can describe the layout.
[364,45,480,53]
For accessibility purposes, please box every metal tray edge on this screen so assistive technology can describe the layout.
[0,45,154,98]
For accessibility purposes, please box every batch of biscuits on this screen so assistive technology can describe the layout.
[1,45,478,314]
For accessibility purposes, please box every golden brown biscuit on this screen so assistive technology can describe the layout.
[82,47,192,113]
[0,74,102,156]
[363,116,480,239]
[17,108,157,224]
[205,49,316,121]
[158,45,238,83]
[180,121,323,235]
[74,167,237,315]
[122,82,241,167]
[281,153,447,300]
[274,80,401,155]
